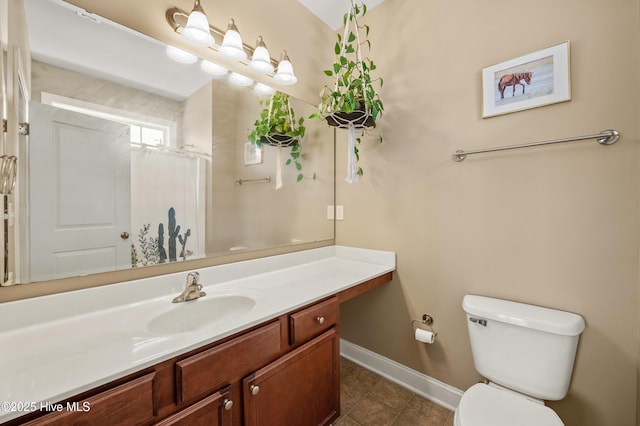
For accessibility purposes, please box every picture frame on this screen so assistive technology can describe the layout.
[482,41,571,118]
[243,142,263,165]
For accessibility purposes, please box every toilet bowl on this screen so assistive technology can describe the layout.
[454,383,563,426]
[456,295,585,426]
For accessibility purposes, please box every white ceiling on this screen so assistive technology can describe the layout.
[297,0,387,30]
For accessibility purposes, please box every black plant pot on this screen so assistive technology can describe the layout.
[325,102,376,129]
[260,133,299,147]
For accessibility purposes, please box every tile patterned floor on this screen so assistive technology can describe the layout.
[336,357,454,426]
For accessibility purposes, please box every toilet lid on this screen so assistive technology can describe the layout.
[456,383,564,426]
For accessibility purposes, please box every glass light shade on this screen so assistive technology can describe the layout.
[200,60,228,78]
[182,5,214,46]
[165,45,198,64]
[228,72,254,87]
[273,51,297,85]
[254,83,275,96]
[249,36,274,74]
[219,19,247,61]
[249,46,274,74]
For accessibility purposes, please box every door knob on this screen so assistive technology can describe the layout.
[316,316,325,325]
[250,385,260,395]
[120,232,130,240]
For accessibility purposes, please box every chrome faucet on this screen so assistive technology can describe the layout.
[172,271,206,303]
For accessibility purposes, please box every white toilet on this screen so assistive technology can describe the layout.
[455,295,585,426]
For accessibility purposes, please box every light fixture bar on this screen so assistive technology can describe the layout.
[166,7,278,68]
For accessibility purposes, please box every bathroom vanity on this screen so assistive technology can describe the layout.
[0,246,395,425]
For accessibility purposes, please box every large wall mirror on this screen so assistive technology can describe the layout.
[8,0,333,287]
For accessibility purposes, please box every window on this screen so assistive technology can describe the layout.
[130,125,165,146]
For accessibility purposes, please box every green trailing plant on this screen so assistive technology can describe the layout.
[248,91,306,182]
[310,0,383,180]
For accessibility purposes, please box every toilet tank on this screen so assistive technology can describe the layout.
[462,295,585,401]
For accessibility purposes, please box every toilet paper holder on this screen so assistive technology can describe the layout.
[412,313,437,344]
[412,313,436,332]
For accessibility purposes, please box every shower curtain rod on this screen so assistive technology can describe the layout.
[451,129,620,162]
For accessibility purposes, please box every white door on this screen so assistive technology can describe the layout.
[29,102,131,281]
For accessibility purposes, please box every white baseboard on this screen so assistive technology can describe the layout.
[340,338,463,411]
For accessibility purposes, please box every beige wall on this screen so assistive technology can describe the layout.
[337,0,640,425]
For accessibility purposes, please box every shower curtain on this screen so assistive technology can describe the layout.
[130,148,206,264]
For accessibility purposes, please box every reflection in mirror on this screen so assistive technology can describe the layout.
[16,0,333,284]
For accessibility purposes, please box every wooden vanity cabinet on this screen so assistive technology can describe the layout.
[8,272,392,426]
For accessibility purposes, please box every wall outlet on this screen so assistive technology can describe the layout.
[327,205,334,220]
[336,205,344,220]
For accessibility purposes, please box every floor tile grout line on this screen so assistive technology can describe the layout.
[389,393,417,425]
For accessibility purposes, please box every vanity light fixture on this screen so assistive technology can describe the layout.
[200,60,228,78]
[219,19,247,61]
[228,72,254,87]
[273,50,298,85]
[254,82,276,96]
[249,36,274,74]
[182,0,215,46]
[166,6,296,85]
[165,45,198,64]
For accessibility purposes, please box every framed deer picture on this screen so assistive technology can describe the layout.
[482,41,571,118]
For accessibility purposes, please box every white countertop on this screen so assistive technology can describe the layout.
[0,245,394,422]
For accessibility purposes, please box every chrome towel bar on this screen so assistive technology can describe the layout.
[235,176,271,185]
[452,129,620,162]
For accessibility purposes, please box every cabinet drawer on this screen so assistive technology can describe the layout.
[25,372,157,426]
[289,297,338,346]
[155,387,232,426]
[176,321,281,404]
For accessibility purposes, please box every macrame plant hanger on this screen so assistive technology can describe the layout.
[263,93,297,189]
[327,2,369,184]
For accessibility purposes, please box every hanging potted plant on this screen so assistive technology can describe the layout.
[311,0,383,182]
[248,90,306,185]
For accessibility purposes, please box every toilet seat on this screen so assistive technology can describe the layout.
[455,383,564,426]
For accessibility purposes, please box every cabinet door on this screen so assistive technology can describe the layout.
[243,328,339,426]
[154,387,232,426]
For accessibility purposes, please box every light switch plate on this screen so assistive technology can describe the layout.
[327,205,334,220]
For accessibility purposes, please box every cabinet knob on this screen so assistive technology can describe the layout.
[316,316,325,325]
[250,385,260,395]
[223,399,233,411]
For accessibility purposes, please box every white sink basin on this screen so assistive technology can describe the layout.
[146,295,256,335]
